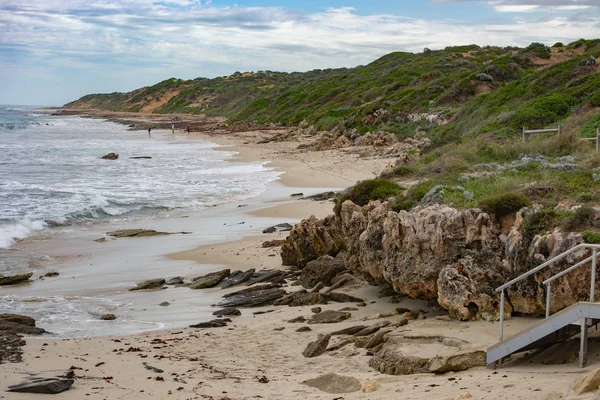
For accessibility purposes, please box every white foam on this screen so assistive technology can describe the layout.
[0,219,47,249]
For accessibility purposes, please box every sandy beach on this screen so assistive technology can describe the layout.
[1,125,597,400]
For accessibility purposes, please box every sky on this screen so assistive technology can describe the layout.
[0,0,599,106]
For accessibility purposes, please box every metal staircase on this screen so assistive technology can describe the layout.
[487,243,600,368]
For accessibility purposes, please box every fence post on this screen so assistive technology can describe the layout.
[522,126,526,143]
[597,127,599,153]
[558,125,561,136]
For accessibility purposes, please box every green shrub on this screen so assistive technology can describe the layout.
[560,206,595,232]
[553,42,564,48]
[521,209,564,237]
[478,193,531,218]
[334,179,405,215]
[582,231,600,244]
[393,165,417,176]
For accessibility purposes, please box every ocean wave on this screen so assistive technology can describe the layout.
[0,219,47,249]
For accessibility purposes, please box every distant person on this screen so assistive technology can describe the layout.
[171,123,175,134]
[186,125,190,135]
[148,127,152,137]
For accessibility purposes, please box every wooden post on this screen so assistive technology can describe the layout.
[557,125,561,136]
[522,126,526,143]
[597,127,600,153]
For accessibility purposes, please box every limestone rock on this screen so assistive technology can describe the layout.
[298,255,346,289]
[101,152,118,160]
[327,292,364,303]
[302,334,331,357]
[0,314,45,335]
[165,277,184,285]
[262,223,293,234]
[129,278,165,291]
[331,325,368,335]
[8,379,73,394]
[308,310,351,324]
[262,240,286,248]
[428,351,486,373]
[296,326,312,332]
[0,273,33,286]
[189,269,230,289]
[218,287,286,308]
[457,393,473,400]
[189,318,231,328]
[246,270,284,286]
[212,308,241,317]
[302,372,361,394]
[273,290,329,307]
[361,380,381,393]
[221,269,255,289]
[107,229,169,238]
[545,392,563,400]
[353,321,391,336]
[573,368,600,395]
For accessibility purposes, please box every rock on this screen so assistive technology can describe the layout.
[262,240,286,248]
[340,307,358,311]
[221,269,255,289]
[311,307,322,314]
[0,314,36,327]
[44,271,59,277]
[296,326,312,332]
[302,334,331,357]
[262,223,293,234]
[94,237,107,242]
[274,327,285,331]
[213,308,241,317]
[288,316,306,323]
[246,270,285,286]
[302,191,336,201]
[573,368,600,395]
[101,152,118,160]
[327,292,364,303]
[428,351,486,373]
[130,156,152,159]
[580,55,596,66]
[457,393,473,400]
[129,278,165,291]
[0,330,26,363]
[107,229,170,238]
[189,318,231,328]
[159,302,170,307]
[298,255,346,289]
[331,325,368,335]
[302,372,361,394]
[361,380,381,393]
[353,321,391,336]
[365,328,392,349]
[165,277,184,285]
[290,193,304,197]
[307,310,351,324]
[100,314,116,321]
[8,378,74,394]
[189,269,230,289]
[222,283,281,298]
[273,290,329,307]
[370,344,429,375]
[544,392,563,400]
[310,282,325,293]
[0,314,45,335]
[218,287,286,308]
[0,273,33,286]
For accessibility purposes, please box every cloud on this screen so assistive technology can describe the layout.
[0,1,599,104]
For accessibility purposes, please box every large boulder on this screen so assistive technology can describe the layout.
[0,273,33,286]
[0,314,45,335]
[189,269,230,289]
[298,255,346,289]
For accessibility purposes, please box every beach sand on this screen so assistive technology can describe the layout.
[1,127,595,400]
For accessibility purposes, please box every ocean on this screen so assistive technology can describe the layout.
[0,106,281,337]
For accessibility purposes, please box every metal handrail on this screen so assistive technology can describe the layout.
[495,243,600,341]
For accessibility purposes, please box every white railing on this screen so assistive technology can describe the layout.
[495,243,600,341]
[580,127,600,153]
[522,125,560,143]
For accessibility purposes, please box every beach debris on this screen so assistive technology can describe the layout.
[0,273,33,286]
[189,269,230,289]
[129,279,166,291]
[262,239,286,248]
[361,380,381,393]
[7,378,74,394]
[274,290,329,307]
[296,326,312,332]
[307,310,351,324]
[256,375,270,383]
[0,314,46,335]
[302,372,361,394]
[212,308,241,317]
[165,277,184,285]
[159,302,170,307]
[302,191,336,201]
[246,269,285,286]
[100,314,116,321]
[302,334,331,358]
[353,321,391,336]
[189,318,231,328]
[95,362,105,367]
[107,229,190,238]
[328,292,364,303]
[311,307,322,314]
[220,269,255,289]
[218,287,286,308]
[573,368,600,395]
[262,223,293,234]
[130,156,152,159]
[101,152,119,160]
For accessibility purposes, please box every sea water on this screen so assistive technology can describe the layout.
[0,106,280,336]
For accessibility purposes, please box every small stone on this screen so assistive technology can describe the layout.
[361,380,381,393]
[302,334,330,358]
[311,307,322,314]
[100,314,116,321]
[302,372,361,394]
[159,302,170,307]
[457,393,473,400]
[288,316,306,323]
[296,326,312,332]
[213,307,241,317]
[274,327,285,331]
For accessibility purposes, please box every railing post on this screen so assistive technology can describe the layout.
[522,127,526,143]
[546,283,551,318]
[499,290,505,341]
[580,318,589,368]
[592,249,597,302]
[557,125,561,136]
[597,127,599,153]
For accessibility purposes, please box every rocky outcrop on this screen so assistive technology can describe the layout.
[297,255,346,289]
[189,269,230,289]
[0,273,33,286]
[129,278,165,291]
[0,314,45,335]
[302,334,331,357]
[101,153,118,160]
[218,286,286,308]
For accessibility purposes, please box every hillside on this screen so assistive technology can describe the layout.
[66,39,600,146]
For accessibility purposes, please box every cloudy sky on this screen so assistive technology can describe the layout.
[0,0,599,105]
